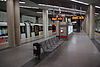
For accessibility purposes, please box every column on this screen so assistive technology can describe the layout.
[85,13,90,35]
[43,9,49,38]
[89,5,95,39]
[7,0,20,47]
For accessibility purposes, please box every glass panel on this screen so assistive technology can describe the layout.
[0,1,9,49]
[19,0,43,41]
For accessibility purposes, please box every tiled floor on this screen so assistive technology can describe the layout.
[0,32,100,67]
[35,32,100,67]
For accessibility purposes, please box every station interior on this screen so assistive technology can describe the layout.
[0,0,100,67]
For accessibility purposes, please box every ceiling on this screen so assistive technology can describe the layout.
[30,0,88,10]
[0,0,100,17]
[30,0,100,13]
[0,1,43,17]
[77,0,100,6]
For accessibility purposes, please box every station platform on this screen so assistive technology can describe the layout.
[0,32,100,67]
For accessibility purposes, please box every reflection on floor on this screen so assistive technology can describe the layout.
[92,32,100,51]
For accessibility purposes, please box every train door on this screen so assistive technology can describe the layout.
[59,22,68,38]
[34,25,39,36]
[52,24,56,35]
[25,23,31,38]
[30,24,35,38]
[20,23,26,39]
[39,25,43,37]
[48,25,52,36]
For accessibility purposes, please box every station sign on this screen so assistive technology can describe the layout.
[51,17,63,21]
[72,16,84,20]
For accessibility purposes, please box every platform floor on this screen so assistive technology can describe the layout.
[0,32,100,67]
[35,32,100,67]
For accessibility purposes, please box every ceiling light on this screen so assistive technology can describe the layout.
[36,12,42,13]
[19,1,25,4]
[36,12,52,14]
[20,6,39,9]
[95,6,100,9]
[0,0,26,4]
[70,0,89,5]
[95,13,99,15]
[38,4,59,8]
[0,0,6,1]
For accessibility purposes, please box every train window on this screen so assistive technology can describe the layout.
[0,26,8,36]
[34,25,39,36]
[20,26,25,33]
[48,26,52,30]
[39,26,43,31]
[52,25,56,30]
[31,26,35,32]
[0,30,1,36]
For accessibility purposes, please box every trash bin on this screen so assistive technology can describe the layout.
[33,43,41,60]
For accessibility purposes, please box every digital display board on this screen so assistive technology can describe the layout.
[72,16,84,20]
[51,17,63,21]
[51,18,57,21]
[58,18,63,20]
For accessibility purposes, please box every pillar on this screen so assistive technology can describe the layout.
[43,9,49,38]
[85,13,90,35]
[89,5,95,39]
[7,0,20,47]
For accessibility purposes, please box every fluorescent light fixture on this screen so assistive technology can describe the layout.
[36,12,42,13]
[36,12,52,14]
[0,0,26,4]
[70,0,89,5]
[19,1,25,4]
[38,4,59,8]
[95,6,100,9]
[95,13,99,15]
[20,6,39,9]
[72,21,77,23]
[0,0,6,1]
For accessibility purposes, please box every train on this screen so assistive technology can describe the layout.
[0,22,56,43]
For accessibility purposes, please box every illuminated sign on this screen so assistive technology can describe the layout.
[72,16,84,20]
[72,16,79,20]
[58,18,63,20]
[80,16,84,19]
[51,17,63,21]
[51,18,57,21]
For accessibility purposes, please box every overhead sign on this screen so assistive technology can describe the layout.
[72,16,84,20]
[51,17,63,21]
[51,18,57,21]
[58,18,63,20]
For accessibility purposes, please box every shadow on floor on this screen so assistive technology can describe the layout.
[21,52,49,67]
[91,39,100,52]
